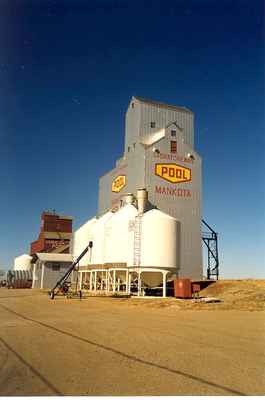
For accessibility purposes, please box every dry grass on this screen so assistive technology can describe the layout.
[126,280,265,311]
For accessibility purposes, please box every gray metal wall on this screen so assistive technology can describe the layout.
[125,97,194,151]
[98,98,202,280]
[144,130,202,279]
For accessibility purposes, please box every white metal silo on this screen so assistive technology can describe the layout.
[91,211,113,265]
[141,209,178,268]
[14,254,32,271]
[73,217,97,265]
[104,204,138,265]
[139,209,180,286]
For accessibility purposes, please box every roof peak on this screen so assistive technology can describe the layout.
[132,96,193,114]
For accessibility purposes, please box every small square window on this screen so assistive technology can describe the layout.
[131,102,134,108]
[52,264,60,271]
[128,146,130,152]
[170,141,177,153]
[150,122,156,128]
[171,130,176,137]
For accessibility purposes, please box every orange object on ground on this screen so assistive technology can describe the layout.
[174,279,192,298]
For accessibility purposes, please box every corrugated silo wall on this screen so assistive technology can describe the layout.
[98,143,146,214]
[98,120,202,280]
[144,139,202,280]
[139,102,194,148]
[98,159,202,279]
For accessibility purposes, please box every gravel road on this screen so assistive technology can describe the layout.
[0,289,264,396]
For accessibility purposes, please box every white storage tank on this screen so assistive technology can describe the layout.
[104,204,138,264]
[141,209,179,268]
[73,217,97,265]
[14,254,32,271]
[91,211,113,265]
[140,209,180,286]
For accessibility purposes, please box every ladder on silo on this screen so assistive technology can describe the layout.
[133,215,142,267]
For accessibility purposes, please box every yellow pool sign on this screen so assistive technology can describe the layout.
[112,175,126,193]
[155,163,191,184]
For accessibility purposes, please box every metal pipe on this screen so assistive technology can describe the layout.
[137,188,148,214]
[123,193,134,206]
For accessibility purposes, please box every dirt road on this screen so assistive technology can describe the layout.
[0,289,264,396]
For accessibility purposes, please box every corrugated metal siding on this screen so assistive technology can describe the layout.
[98,145,145,216]
[32,261,72,289]
[42,262,71,289]
[98,162,129,215]
[139,102,194,148]
[144,132,202,279]
[124,99,141,152]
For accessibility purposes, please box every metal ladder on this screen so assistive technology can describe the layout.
[133,215,142,267]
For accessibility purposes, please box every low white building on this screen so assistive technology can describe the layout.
[32,253,73,290]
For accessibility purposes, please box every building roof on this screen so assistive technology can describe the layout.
[35,253,73,262]
[42,211,73,220]
[133,96,193,114]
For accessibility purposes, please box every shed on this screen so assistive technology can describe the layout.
[32,253,73,289]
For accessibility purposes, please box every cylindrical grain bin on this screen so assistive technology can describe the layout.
[14,254,32,271]
[104,204,138,265]
[73,217,97,265]
[141,209,178,268]
[91,211,113,265]
[139,209,179,287]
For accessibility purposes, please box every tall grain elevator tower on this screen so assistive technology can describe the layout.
[98,96,202,280]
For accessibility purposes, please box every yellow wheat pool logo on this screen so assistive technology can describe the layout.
[112,175,126,193]
[155,163,191,183]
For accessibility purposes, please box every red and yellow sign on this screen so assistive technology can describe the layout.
[112,175,126,193]
[155,163,191,184]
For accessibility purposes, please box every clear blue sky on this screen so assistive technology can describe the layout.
[0,0,264,278]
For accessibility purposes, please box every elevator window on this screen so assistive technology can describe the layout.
[150,122,156,128]
[170,141,177,153]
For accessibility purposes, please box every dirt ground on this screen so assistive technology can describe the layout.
[0,282,264,396]
[126,279,265,311]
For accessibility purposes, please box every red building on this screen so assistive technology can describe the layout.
[30,211,73,255]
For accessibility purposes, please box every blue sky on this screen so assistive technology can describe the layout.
[0,0,264,277]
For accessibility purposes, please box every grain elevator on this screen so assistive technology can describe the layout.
[98,96,202,280]
[75,96,204,296]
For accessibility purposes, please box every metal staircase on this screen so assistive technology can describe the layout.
[202,219,219,280]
